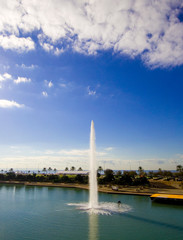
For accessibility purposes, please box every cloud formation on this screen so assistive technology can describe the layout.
[87,86,96,96]
[16,63,38,69]
[0,0,183,67]
[0,99,24,108]
[45,80,53,88]
[0,35,35,52]
[14,77,31,84]
[0,72,12,81]
[42,91,48,97]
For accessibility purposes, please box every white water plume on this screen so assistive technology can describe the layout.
[89,120,98,209]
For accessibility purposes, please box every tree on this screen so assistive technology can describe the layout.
[133,176,149,186]
[53,168,57,173]
[70,166,75,171]
[157,168,163,176]
[116,170,122,176]
[104,169,114,182]
[118,172,133,185]
[65,167,69,171]
[42,167,47,174]
[48,167,52,173]
[138,166,144,176]
[176,165,183,173]
[98,166,103,174]
[78,167,83,171]
[127,171,137,179]
[75,174,84,183]
[60,175,69,183]
[9,168,14,172]
[148,171,154,178]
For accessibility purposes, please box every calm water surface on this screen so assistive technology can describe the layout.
[0,184,183,240]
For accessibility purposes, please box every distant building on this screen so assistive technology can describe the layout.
[57,170,89,175]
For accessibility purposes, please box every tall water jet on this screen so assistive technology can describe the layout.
[68,121,131,214]
[89,120,98,209]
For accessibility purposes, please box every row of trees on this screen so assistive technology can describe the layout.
[0,168,149,186]
[64,167,83,171]
[99,169,149,186]
[1,165,182,184]
[1,166,84,174]
[1,168,57,174]
[0,171,88,184]
[1,165,183,174]
[139,165,183,178]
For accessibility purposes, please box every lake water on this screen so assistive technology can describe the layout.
[0,184,183,240]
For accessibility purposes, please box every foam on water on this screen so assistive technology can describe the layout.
[68,202,132,215]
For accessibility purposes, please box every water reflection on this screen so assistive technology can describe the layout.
[12,185,16,199]
[89,214,98,240]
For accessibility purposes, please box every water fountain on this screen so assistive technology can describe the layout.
[68,120,131,215]
[89,120,98,209]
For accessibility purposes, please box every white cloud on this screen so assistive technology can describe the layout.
[0,72,12,81]
[44,80,53,88]
[58,149,89,156]
[2,65,10,70]
[59,83,67,88]
[48,81,53,88]
[0,144,179,170]
[54,47,64,56]
[104,147,114,151]
[0,0,183,67]
[42,91,48,97]
[14,77,31,84]
[0,145,113,169]
[40,42,54,52]
[56,148,107,157]
[0,99,24,108]
[3,73,12,79]
[16,63,38,69]
[0,35,35,52]
[87,86,96,96]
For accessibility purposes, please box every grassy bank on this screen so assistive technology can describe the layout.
[0,179,182,196]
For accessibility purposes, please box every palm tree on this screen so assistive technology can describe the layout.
[98,166,103,174]
[176,165,183,173]
[48,167,52,174]
[53,168,57,173]
[1,169,4,174]
[70,166,75,171]
[138,166,144,176]
[9,168,14,172]
[42,167,47,174]
[65,167,69,171]
[78,167,83,171]
[158,168,163,176]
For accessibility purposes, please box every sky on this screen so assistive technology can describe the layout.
[0,0,183,171]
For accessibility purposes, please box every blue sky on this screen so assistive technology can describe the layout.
[0,0,183,170]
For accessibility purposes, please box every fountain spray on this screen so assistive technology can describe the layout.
[89,120,98,209]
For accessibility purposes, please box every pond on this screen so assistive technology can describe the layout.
[0,184,183,240]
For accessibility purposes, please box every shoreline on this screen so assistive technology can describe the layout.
[0,180,183,196]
